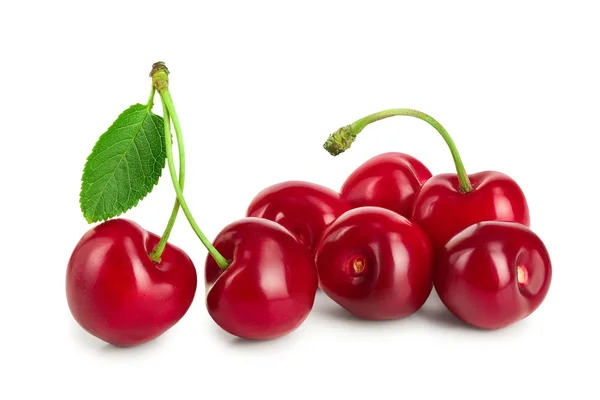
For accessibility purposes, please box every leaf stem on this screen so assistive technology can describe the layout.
[147,85,156,110]
[151,63,230,270]
[323,108,472,193]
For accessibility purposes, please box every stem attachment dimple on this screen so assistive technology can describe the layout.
[517,265,529,286]
[353,257,366,274]
[323,108,473,193]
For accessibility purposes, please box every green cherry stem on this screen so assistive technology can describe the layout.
[147,85,156,110]
[160,97,229,269]
[149,86,185,263]
[323,108,473,193]
[151,62,230,270]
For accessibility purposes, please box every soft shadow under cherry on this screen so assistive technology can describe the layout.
[417,291,476,331]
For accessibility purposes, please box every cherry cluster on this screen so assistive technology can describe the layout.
[66,65,551,347]
[247,154,551,335]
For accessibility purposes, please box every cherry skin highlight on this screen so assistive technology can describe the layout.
[411,171,529,251]
[246,181,350,254]
[205,217,318,340]
[66,219,197,347]
[341,152,432,218]
[435,221,552,329]
[314,206,434,320]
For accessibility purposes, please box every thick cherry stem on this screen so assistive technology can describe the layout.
[323,109,473,193]
[151,62,230,270]
[149,82,185,263]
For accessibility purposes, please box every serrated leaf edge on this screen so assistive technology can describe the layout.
[79,104,165,223]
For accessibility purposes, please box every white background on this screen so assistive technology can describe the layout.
[1,1,598,399]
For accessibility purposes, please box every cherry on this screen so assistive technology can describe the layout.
[412,171,529,250]
[314,206,433,320]
[66,219,197,347]
[435,221,551,329]
[246,181,350,253]
[67,63,204,347]
[205,218,318,339]
[340,152,432,218]
[324,108,529,251]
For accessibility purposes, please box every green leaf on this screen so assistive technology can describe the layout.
[80,104,166,223]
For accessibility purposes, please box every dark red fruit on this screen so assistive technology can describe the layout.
[66,219,197,346]
[435,221,551,329]
[205,218,318,339]
[315,207,433,320]
[412,171,529,251]
[341,152,432,218]
[246,181,350,253]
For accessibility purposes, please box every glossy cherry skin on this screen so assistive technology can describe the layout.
[411,171,530,251]
[340,152,432,218]
[205,217,318,339]
[435,221,551,329]
[314,206,433,320]
[66,219,197,346]
[246,181,350,254]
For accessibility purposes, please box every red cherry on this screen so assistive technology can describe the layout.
[435,221,551,329]
[205,218,318,339]
[246,181,350,253]
[66,219,197,347]
[412,171,529,251]
[340,152,432,218]
[314,207,433,320]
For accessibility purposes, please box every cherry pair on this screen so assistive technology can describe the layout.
[67,63,318,346]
